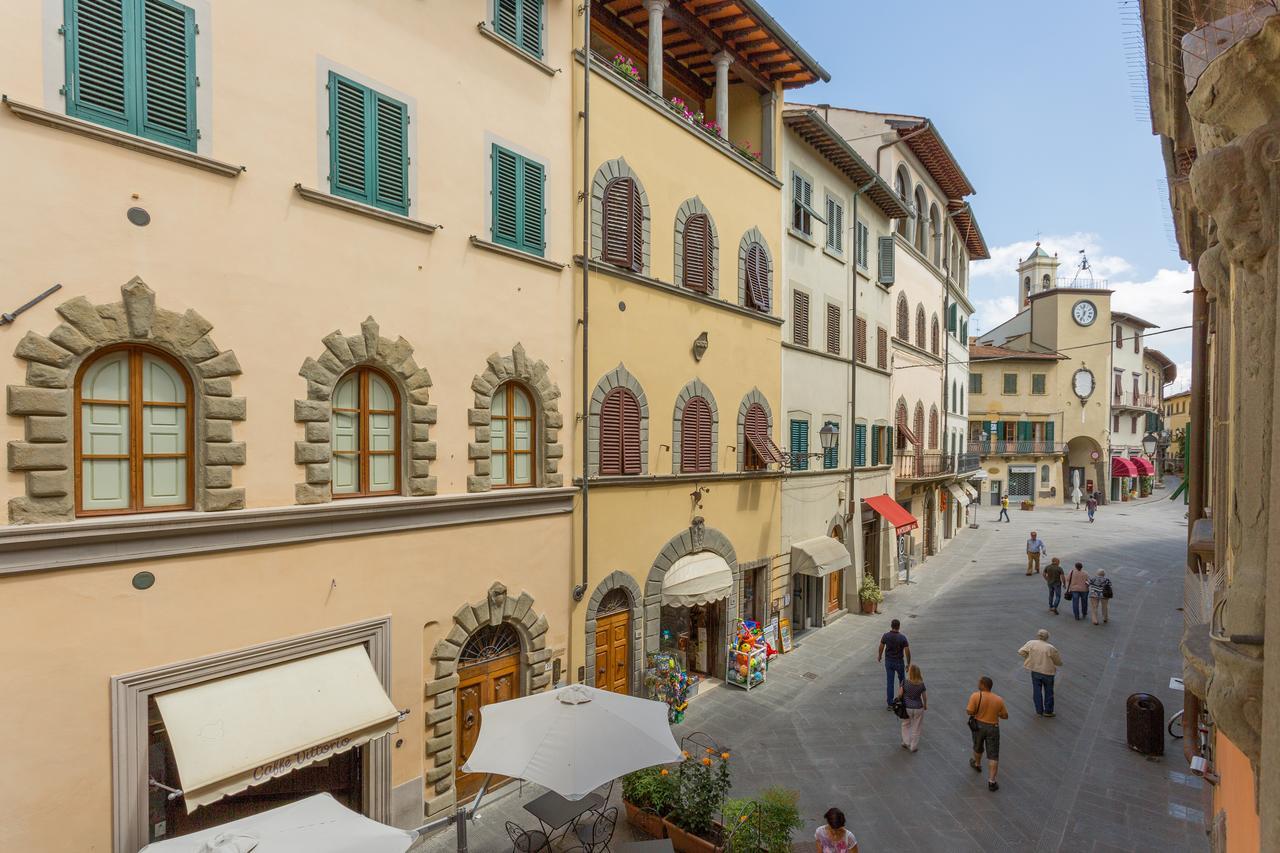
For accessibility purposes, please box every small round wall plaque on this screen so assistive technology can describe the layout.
[132,571,155,590]
[127,207,151,226]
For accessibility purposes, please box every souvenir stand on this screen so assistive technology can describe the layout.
[645,650,690,723]
[726,620,769,690]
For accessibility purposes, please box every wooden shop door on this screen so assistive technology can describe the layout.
[455,651,519,803]
[827,570,843,613]
[594,609,631,694]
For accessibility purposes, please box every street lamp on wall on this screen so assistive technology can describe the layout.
[1141,432,1158,456]
[783,423,839,470]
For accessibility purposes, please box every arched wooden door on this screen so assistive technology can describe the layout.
[455,624,521,802]
[594,589,631,694]
[827,526,845,613]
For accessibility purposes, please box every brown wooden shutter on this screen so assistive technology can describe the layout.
[682,214,711,293]
[915,307,926,349]
[929,408,938,448]
[793,290,809,346]
[855,317,867,363]
[826,304,841,355]
[599,389,623,475]
[914,405,925,452]
[619,389,641,474]
[601,178,634,269]
[745,243,770,311]
[628,181,644,272]
[681,396,712,473]
[877,327,888,369]
[897,297,909,339]
[931,316,940,354]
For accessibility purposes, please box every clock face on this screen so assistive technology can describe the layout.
[1072,300,1097,326]
[1073,368,1095,399]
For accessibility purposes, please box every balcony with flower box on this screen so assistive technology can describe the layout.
[968,439,1066,458]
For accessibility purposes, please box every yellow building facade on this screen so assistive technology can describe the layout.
[569,4,826,700]
[0,1,581,847]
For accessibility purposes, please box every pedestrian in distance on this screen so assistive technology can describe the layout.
[1026,530,1047,575]
[877,618,911,711]
[1065,561,1091,620]
[1088,569,1113,625]
[1043,557,1065,614]
[997,494,1011,522]
[1086,494,1098,523]
[898,663,927,752]
[815,807,858,852]
[966,675,1008,791]
[1018,629,1063,717]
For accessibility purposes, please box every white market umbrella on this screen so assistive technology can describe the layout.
[461,684,681,800]
[139,793,416,853]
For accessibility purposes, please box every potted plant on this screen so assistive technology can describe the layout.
[724,788,803,853]
[610,53,641,85]
[858,573,883,614]
[621,765,677,838]
[664,748,732,852]
[1021,499,1035,511]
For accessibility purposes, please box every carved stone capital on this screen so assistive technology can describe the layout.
[1206,638,1264,768]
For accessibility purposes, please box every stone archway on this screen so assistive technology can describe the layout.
[584,571,644,692]
[293,317,436,504]
[6,278,245,523]
[1066,435,1105,502]
[643,517,739,657]
[424,582,550,817]
[466,343,564,493]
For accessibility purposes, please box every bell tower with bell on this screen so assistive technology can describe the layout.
[1016,243,1061,307]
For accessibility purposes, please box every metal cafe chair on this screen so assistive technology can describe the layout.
[569,806,618,853]
[505,820,551,852]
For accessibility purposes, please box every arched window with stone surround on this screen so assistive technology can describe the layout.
[930,204,942,265]
[931,315,940,355]
[331,366,401,497]
[680,396,713,474]
[76,345,193,515]
[737,228,773,314]
[599,387,642,476]
[913,402,925,454]
[895,399,909,451]
[914,187,928,253]
[915,305,927,350]
[674,198,719,295]
[894,166,911,237]
[592,158,651,276]
[928,405,939,449]
[896,294,910,340]
[490,381,535,488]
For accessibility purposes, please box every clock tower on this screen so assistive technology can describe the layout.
[1017,243,1061,307]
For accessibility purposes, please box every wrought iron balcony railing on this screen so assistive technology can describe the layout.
[968,440,1065,456]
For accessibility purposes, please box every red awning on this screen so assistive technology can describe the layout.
[864,494,919,535]
[1111,456,1139,478]
[1131,456,1155,476]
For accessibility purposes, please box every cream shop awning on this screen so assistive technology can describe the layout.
[155,645,401,813]
[947,483,972,506]
[662,552,734,607]
[790,536,852,578]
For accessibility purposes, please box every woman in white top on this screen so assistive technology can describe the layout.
[815,807,858,852]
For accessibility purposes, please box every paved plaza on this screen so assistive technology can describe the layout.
[416,488,1205,852]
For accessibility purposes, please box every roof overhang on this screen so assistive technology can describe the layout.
[887,118,976,199]
[1144,346,1178,383]
[947,200,989,259]
[1111,310,1160,330]
[782,109,910,219]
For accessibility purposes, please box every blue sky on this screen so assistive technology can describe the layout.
[769,0,1193,387]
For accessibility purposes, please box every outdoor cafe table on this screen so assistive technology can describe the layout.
[619,841,675,852]
[523,789,604,841]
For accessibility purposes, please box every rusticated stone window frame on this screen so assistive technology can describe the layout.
[294,317,436,504]
[590,157,651,275]
[671,379,719,474]
[735,388,774,472]
[588,364,649,477]
[736,227,774,313]
[424,582,550,817]
[6,278,245,524]
[466,343,564,493]
[672,197,720,293]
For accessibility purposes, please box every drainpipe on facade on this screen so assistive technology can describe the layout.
[573,1,592,605]
[847,179,876,549]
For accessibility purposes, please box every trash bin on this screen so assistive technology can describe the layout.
[1126,693,1164,755]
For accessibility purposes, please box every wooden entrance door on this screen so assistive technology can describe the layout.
[455,649,520,803]
[826,570,843,613]
[594,609,630,694]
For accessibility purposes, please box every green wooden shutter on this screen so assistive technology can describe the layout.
[518,0,543,57]
[66,0,134,132]
[790,420,808,471]
[823,421,839,469]
[330,73,371,203]
[492,145,520,248]
[878,235,895,284]
[871,424,881,466]
[372,93,409,214]
[886,427,893,463]
[854,423,866,467]
[138,0,196,150]
[519,157,546,256]
[1045,421,1055,446]
[494,0,519,42]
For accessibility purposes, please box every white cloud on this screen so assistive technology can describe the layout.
[971,232,1133,285]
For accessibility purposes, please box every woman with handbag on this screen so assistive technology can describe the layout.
[1088,569,1112,625]
[897,664,927,752]
[1065,562,1091,621]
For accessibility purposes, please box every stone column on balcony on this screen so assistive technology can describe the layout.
[643,0,668,96]
[759,90,776,170]
[712,51,732,140]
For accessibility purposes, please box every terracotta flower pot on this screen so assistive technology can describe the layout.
[860,599,877,614]
[624,801,666,839]
[664,819,724,853]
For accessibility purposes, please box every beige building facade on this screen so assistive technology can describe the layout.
[1,1,580,847]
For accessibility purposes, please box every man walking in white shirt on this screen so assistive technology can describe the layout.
[1026,531,1047,575]
[1018,628,1063,717]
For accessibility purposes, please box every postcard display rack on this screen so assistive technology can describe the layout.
[726,620,768,690]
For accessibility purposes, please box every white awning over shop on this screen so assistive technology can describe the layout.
[662,552,733,607]
[790,536,851,578]
[961,483,978,501]
[155,645,401,812]
[947,483,972,506]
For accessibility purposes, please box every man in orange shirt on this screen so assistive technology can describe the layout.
[966,675,1009,791]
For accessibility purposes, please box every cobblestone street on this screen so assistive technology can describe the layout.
[417,489,1204,852]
